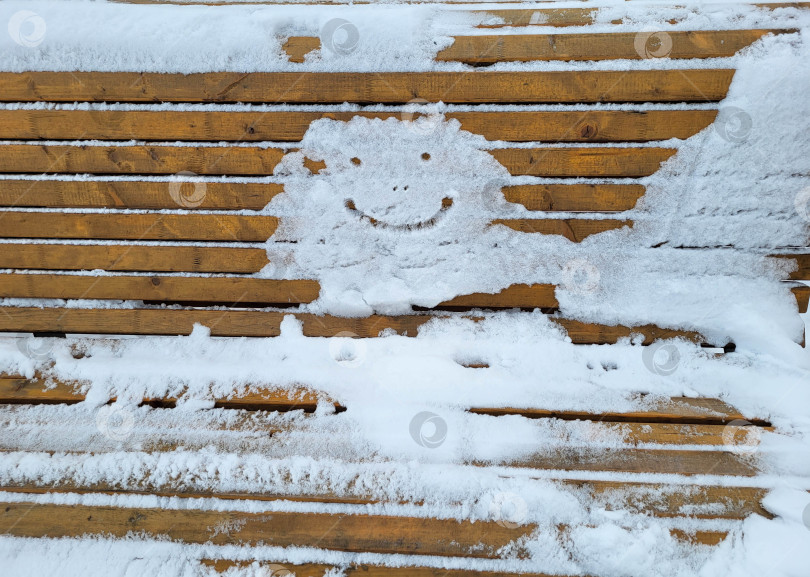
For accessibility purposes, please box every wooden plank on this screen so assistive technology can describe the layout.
[282,36,320,63]
[501,184,645,212]
[454,110,716,143]
[491,219,631,241]
[437,30,787,64]
[475,4,810,28]
[510,448,757,476]
[0,503,531,558]
[774,253,810,279]
[0,243,269,273]
[0,307,711,344]
[437,283,558,309]
[0,376,755,428]
[0,145,672,178]
[0,71,736,104]
[0,479,768,520]
[475,8,603,28]
[0,179,282,209]
[0,110,717,143]
[0,213,278,241]
[565,481,770,520]
[0,377,333,411]
[0,144,286,176]
[0,274,319,304]
[489,147,676,177]
[791,283,810,313]
[204,561,550,577]
[470,397,761,426]
[0,378,762,446]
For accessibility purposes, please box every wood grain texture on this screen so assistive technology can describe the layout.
[491,219,631,241]
[510,448,757,476]
[0,71,736,104]
[0,145,672,178]
[0,503,531,557]
[0,179,282,209]
[489,147,676,177]
[774,253,810,280]
[791,283,810,313]
[0,110,717,143]
[0,274,319,304]
[437,30,787,64]
[0,307,713,345]
[0,243,269,273]
[0,144,287,176]
[501,184,645,212]
[437,283,558,308]
[282,36,321,63]
[0,377,332,411]
[0,479,768,520]
[0,212,278,241]
[475,5,810,28]
[475,7,605,28]
[471,397,762,426]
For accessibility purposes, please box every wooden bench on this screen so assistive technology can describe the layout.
[1,2,809,574]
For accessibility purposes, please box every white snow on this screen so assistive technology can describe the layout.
[0,1,809,576]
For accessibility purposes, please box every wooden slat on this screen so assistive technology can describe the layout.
[205,561,554,577]
[475,7,603,28]
[0,243,269,273]
[282,36,321,63]
[491,219,631,241]
[0,213,278,241]
[0,71,736,104]
[501,184,645,212]
[791,283,810,313]
[774,253,810,280]
[0,145,286,176]
[0,179,282,209]
[0,110,718,143]
[511,448,757,476]
[0,145,673,177]
[0,478,768,520]
[475,4,810,28]
[471,397,762,426]
[0,377,332,411]
[0,376,756,428]
[0,307,710,345]
[567,481,769,519]
[0,503,531,558]
[437,30,786,64]
[0,274,319,304]
[0,145,674,178]
[489,147,676,177]
[437,283,557,309]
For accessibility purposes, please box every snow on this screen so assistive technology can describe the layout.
[0,0,809,576]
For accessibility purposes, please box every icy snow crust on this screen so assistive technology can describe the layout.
[1,1,810,576]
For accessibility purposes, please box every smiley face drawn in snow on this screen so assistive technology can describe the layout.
[293,116,510,233]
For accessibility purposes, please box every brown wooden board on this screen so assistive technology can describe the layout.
[0,243,269,273]
[0,179,282,209]
[0,110,717,143]
[0,144,287,176]
[0,274,319,304]
[488,147,676,177]
[0,307,710,344]
[0,213,278,241]
[0,503,532,557]
[501,184,645,212]
[0,71,736,104]
[437,30,788,64]
[491,218,631,241]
